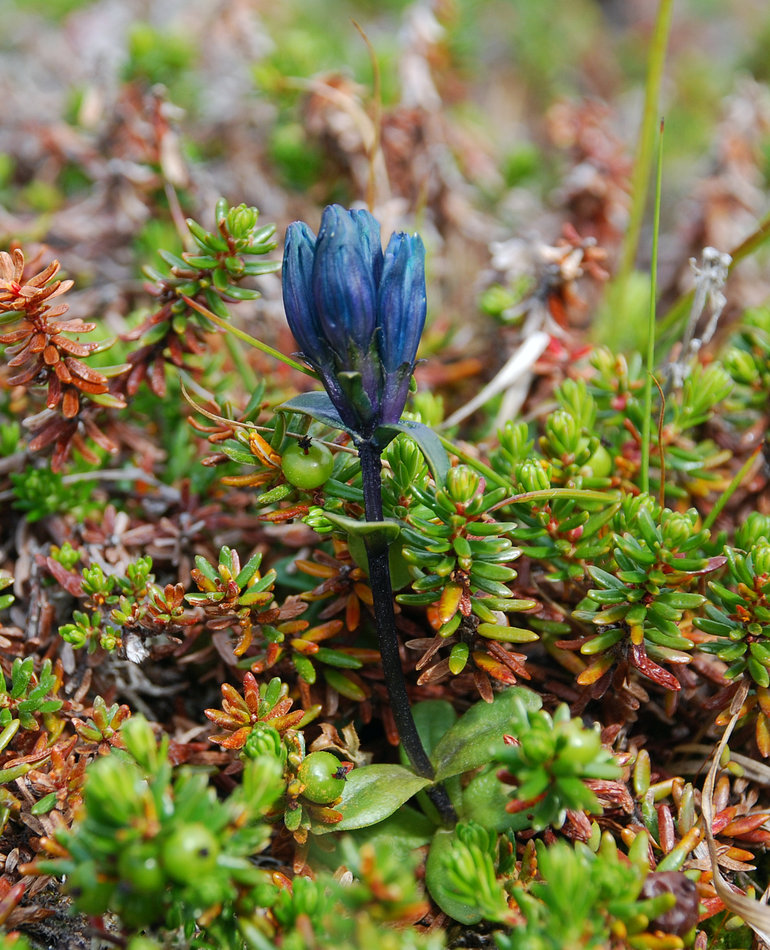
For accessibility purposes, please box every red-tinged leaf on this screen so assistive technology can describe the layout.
[555,636,592,650]
[721,814,770,838]
[756,715,770,759]
[233,628,253,657]
[266,697,294,720]
[657,803,675,852]
[53,360,72,382]
[46,374,63,407]
[723,845,757,864]
[711,806,738,835]
[417,658,452,686]
[260,505,310,523]
[49,335,93,357]
[268,711,306,733]
[242,673,260,711]
[29,331,46,352]
[215,727,251,749]
[290,638,320,655]
[577,653,614,686]
[167,333,185,366]
[0,881,26,919]
[664,555,727,577]
[338,647,380,663]
[29,262,61,287]
[274,620,307,637]
[28,421,64,452]
[44,303,70,318]
[44,557,84,597]
[303,620,344,643]
[0,327,32,344]
[150,357,166,397]
[54,433,82,470]
[698,897,726,921]
[353,584,372,610]
[305,804,343,824]
[124,361,143,396]
[730,829,770,846]
[486,640,530,678]
[220,682,244,707]
[7,364,37,384]
[631,643,681,690]
[43,344,60,365]
[506,792,547,814]
[83,417,118,453]
[61,387,80,418]
[204,710,240,729]
[471,650,518,684]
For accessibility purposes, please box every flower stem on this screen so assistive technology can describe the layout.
[357,440,456,823]
[616,0,673,290]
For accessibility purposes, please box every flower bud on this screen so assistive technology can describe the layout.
[516,460,552,493]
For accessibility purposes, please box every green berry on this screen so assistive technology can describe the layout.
[297,751,348,804]
[281,440,334,490]
[160,823,219,883]
[118,841,165,894]
[582,443,612,479]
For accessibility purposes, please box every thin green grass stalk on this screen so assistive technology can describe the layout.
[616,0,674,289]
[436,433,619,506]
[641,120,665,496]
[703,447,763,532]
[181,295,317,377]
[179,380,359,456]
[488,488,621,512]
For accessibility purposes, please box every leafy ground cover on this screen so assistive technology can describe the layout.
[2,1,770,948]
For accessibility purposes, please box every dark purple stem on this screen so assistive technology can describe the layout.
[358,439,456,823]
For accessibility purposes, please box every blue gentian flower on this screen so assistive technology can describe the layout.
[282,205,427,442]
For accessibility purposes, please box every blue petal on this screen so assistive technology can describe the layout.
[349,208,384,288]
[312,205,378,357]
[377,232,426,373]
[282,221,324,362]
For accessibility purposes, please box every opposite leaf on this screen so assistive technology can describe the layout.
[312,764,431,834]
[432,687,542,782]
[279,391,353,435]
[377,419,450,485]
